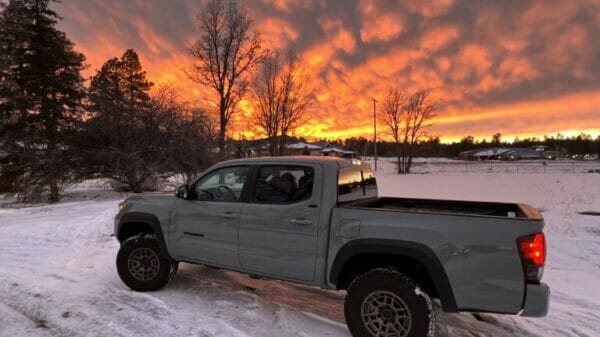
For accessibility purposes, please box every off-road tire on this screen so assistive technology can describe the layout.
[116,233,176,291]
[344,268,434,337]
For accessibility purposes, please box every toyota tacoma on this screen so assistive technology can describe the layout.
[114,156,550,337]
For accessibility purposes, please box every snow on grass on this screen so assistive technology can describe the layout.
[1,158,600,337]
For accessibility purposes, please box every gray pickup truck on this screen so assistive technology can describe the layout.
[114,156,549,337]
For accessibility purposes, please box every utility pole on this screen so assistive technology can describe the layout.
[372,98,378,171]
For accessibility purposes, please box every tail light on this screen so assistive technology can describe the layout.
[517,232,546,282]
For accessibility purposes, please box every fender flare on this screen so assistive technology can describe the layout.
[330,239,458,312]
[117,212,172,259]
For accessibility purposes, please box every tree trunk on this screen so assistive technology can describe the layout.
[47,141,60,203]
[219,125,226,158]
[49,179,59,203]
[269,136,277,156]
[406,145,414,174]
[219,102,227,157]
[278,133,287,156]
[395,142,402,174]
[399,143,408,174]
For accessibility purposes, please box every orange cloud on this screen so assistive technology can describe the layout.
[498,56,538,82]
[359,0,404,43]
[405,0,454,18]
[319,18,356,53]
[420,25,460,51]
[53,0,600,143]
[257,18,299,49]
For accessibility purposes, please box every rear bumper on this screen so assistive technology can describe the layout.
[520,283,550,317]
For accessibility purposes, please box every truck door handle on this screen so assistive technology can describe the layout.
[219,211,238,219]
[290,218,313,226]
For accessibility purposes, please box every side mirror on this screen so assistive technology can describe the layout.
[175,184,189,199]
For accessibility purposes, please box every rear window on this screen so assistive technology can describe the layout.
[338,165,378,203]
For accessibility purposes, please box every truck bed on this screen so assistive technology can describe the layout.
[330,197,545,314]
[346,197,542,219]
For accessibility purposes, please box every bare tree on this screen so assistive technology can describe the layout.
[252,48,313,156]
[188,0,265,156]
[150,85,217,183]
[278,49,312,155]
[252,52,282,156]
[402,90,437,173]
[379,88,408,174]
[380,89,437,174]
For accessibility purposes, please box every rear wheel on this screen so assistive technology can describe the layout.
[344,268,434,337]
[116,234,176,291]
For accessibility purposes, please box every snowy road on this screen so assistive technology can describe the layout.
[1,168,600,337]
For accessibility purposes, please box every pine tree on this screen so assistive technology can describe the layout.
[119,49,152,109]
[80,49,216,192]
[87,50,152,123]
[0,0,86,202]
[81,49,156,193]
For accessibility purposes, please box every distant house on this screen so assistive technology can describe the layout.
[286,142,322,156]
[499,148,544,160]
[243,139,356,158]
[459,147,511,160]
[244,140,271,157]
[459,146,550,161]
[320,146,356,158]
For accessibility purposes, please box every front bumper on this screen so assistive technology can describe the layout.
[520,283,550,317]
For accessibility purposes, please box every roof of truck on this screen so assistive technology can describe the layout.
[217,155,358,168]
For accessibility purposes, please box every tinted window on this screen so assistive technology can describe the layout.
[253,166,314,203]
[338,165,378,203]
[193,166,249,202]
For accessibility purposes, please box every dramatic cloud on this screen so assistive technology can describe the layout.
[53,0,600,141]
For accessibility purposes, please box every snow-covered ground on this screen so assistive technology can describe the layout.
[366,156,600,174]
[1,158,600,337]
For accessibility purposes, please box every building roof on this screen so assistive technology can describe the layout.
[460,147,511,157]
[286,142,322,150]
[500,148,544,158]
[320,146,355,154]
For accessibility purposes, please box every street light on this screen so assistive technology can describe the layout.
[372,98,378,171]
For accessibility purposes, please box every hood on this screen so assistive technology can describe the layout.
[123,193,177,213]
[125,193,174,203]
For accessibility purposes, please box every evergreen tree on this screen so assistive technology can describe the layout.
[0,0,86,202]
[80,50,215,192]
[81,49,155,192]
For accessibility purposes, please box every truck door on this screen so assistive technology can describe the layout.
[170,166,250,268]
[238,164,321,281]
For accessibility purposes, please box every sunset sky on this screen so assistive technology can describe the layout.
[52,0,600,142]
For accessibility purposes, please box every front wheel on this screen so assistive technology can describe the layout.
[116,234,176,291]
[344,269,434,337]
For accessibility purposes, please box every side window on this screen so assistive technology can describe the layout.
[193,166,249,202]
[253,165,314,204]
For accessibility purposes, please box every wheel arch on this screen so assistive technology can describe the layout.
[330,239,458,312]
[117,212,172,259]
